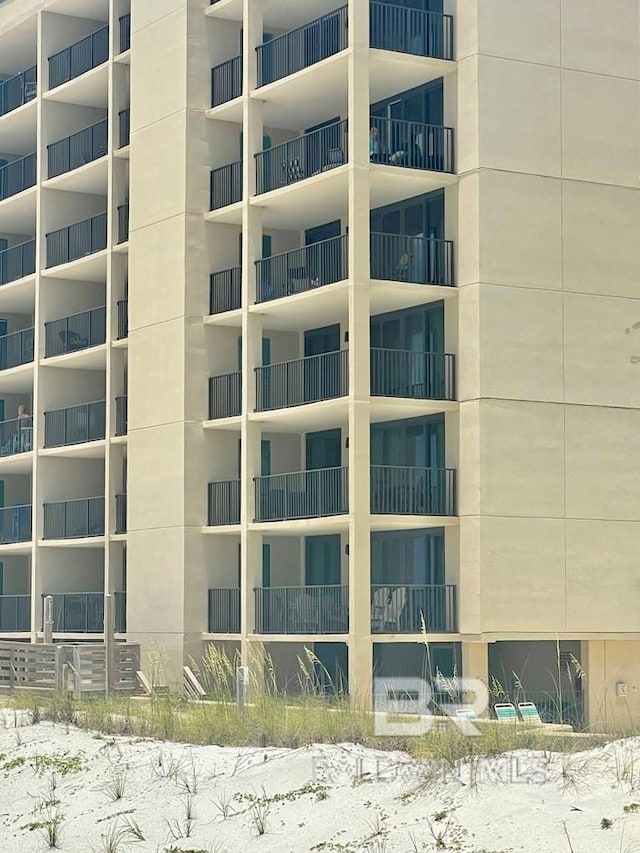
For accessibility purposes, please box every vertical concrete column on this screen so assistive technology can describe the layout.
[581,640,607,730]
[346,0,372,706]
[461,641,488,711]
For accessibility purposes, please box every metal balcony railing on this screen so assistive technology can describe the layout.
[370,349,455,401]
[0,153,36,201]
[255,349,348,411]
[48,26,109,89]
[0,240,35,285]
[208,480,240,526]
[0,417,32,458]
[208,588,240,633]
[370,232,454,286]
[370,116,454,173]
[43,591,126,633]
[370,466,456,516]
[0,505,32,544]
[256,5,348,87]
[115,395,128,436]
[0,595,30,632]
[0,327,34,370]
[44,306,106,357]
[115,493,127,534]
[46,212,107,267]
[370,584,456,633]
[255,466,348,521]
[48,119,108,179]
[0,66,37,117]
[255,119,347,194]
[211,55,242,107]
[255,585,348,634]
[210,160,242,209]
[255,234,348,303]
[119,14,131,53]
[370,2,454,61]
[210,267,241,314]
[118,109,130,148]
[44,400,106,448]
[209,372,241,419]
[117,299,128,339]
[118,203,129,243]
[43,496,105,539]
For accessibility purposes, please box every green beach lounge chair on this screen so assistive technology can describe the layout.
[517,701,543,726]
[494,702,518,722]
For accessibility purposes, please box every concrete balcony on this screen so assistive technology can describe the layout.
[44,306,106,358]
[0,594,30,632]
[45,212,107,269]
[0,153,36,201]
[43,497,105,540]
[0,66,37,118]
[0,240,35,286]
[208,587,240,633]
[211,55,242,107]
[370,465,456,516]
[209,371,242,419]
[255,234,348,304]
[43,401,106,449]
[48,26,109,90]
[255,584,349,634]
[255,350,348,411]
[0,505,31,545]
[115,493,127,534]
[43,591,126,633]
[370,349,455,402]
[0,327,33,371]
[0,416,32,459]
[255,466,348,522]
[370,583,456,633]
[209,266,241,314]
[47,119,107,180]
[115,395,127,436]
[208,479,240,526]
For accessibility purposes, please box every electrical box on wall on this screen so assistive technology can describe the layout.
[616,682,628,698]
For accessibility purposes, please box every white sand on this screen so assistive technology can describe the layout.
[1,709,640,852]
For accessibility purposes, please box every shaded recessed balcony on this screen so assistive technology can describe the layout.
[371,583,456,633]
[48,26,109,89]
[0,594,30,631]
[208,588,240,633]
[115,395,127,436]
[0,505,32,544]
[255,466,348,522]
[119,14,131,53]
[44,306,106,357]
[115,493,127,534]
[0,66,37,117]
[255,120,347,195]
[43,591,126,633]
[255,234,348,303]
[43,496,105,540]
[370,116,454,174]
[211,55,242,107]
[370,465,456,516]
[0,416,32,457]
[44,400,106,448]
[117,204,129,243]
[370,232,454,286]
[117,298,128,339]
[210,160,242,210]
[0,240,35,285]
[46,212,107,268]
[118,109,130,148]
[255,585,349,634]
[208,479,240,526]
[255,350,348,411]
[370,2,454,61]
[0,153,36,201]
[0,327,34,370]
[370,349,455,401]
[210,266,241,314]
[209,371,241,419]
[47,119,107,179]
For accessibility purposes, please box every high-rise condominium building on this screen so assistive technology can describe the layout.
[0,0,638,727]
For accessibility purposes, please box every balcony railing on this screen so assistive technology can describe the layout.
[370,2,454,61]
[370,233,454,286]
[115,493,127,534]
[44,306,106,357]
[208,480,240,526]
[117,299,128,339]
[370,116,454,173]
[255,466,348,521]
[209,372,241,419]
[44,591,126,633]
[118,109,130,148]
[210,160,242,209]
[255,120,347,194]
[0,327,34,370]
[0,417,32,458]
[119,14,131,53]
[43,496,105,539]
[370,584,456,633]
[49,26,109,89]
[47,119,108,179]
[118,204,129,243]
[255,234,348,303]
[0,505,32,544]
[211,56,242,107]
[0,240,35,285]
[115,395,128,436]
[0,594,30,632]
[370,349,455,401]
[210,267,241,314]
[255,585,348,634]
[255,349,348,411]
[0,66,37,117]
[256,5,348,87]
[370,466,456,516]
[208,588,240,633]
[44,400,106,448]
[46,212,107,267]
[0,153,36,201]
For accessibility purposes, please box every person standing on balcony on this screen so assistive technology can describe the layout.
[16,404,31,451]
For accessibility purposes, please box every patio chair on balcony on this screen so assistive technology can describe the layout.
[283,158,304,184]
[289,590,319,633]
[371,586,407,632]
[59,330,88,353]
